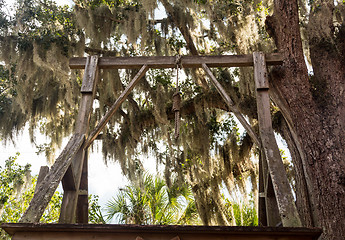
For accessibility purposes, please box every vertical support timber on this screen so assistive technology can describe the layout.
[253,52,302,227]
[262,150,281,226]
[59,55,99,223]
[77,148,89,223]
[258,152,268,226]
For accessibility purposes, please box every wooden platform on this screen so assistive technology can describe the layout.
[1,223,322,240]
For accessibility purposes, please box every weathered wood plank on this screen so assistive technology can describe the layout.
[61,166,76,191]
[69,53,283,69]
[81,56,99,93]
[258,152,267,226]
[60,55,99,223]
[202,63,261,147]
[253,53,269,89]
[19,134,85,223]
[1,223,322,240]
[59,147,85,223]
[76,149,89,223]
[253,52,302,227]
[9,232,315,240]
[85,64,149,148]
[265,172,281,226]
[34,166,49,195]
[75,56,100,135]
[259,150,281,227]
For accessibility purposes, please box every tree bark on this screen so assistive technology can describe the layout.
[266,0,345,239]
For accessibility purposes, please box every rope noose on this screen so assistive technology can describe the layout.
[173,55,182,140]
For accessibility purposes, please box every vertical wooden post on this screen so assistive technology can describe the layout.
[77,149,89,223]
[258,152,268,226]
[59,55,99,223]
[262,150,281,226]
[253,52,302,227]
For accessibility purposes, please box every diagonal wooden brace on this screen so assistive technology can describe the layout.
[85,64,149,148]
[202,63,261,147]
[19,133,85,223]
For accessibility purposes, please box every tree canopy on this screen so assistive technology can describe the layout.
[1,0,345,239]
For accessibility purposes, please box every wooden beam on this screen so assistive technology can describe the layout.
[253,52,301,227]
[19,134,85,223]
[202,63,261,147]
[253,53,269,90]
[60,56,99,223]
[61,166,76,191]
[34,166,49,195]
[59,148,85,223]
[75,55,100,134]
[76,149,89,223]
[258,152,267,226]
[265,171,281,226]
[1,223,323,240]
[69,53,283,69]
[81,56,99,93]
[259,150,281,227]
[85,64,149,148]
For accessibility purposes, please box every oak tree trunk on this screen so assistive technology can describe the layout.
[266,0,345,239]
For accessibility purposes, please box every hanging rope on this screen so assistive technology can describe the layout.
[172,55,182,140]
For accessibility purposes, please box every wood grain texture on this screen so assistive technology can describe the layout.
[60,55,99,223]
[253,53,269,89]
[81,56,99,93]
[34,166,49,195]
[253,52,301,227]
[69,54,283,69]
[76,150,89,223]
[258,153,267,226]
[19,134,85,223]
[1,223,322,240]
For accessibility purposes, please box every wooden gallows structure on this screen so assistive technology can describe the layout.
[1,53,322,240]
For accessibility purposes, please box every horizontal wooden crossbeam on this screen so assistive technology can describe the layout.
[2,223,322,240]
[69,53,283,69]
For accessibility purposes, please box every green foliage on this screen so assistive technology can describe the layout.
[207,111,239,146]
[224,197,258,226]
[167,36,186,54]
[89,195,107,224]
[0,154,104,240]
[0,153,30,206]
[12,0,80,55]
[105,173,200,225]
